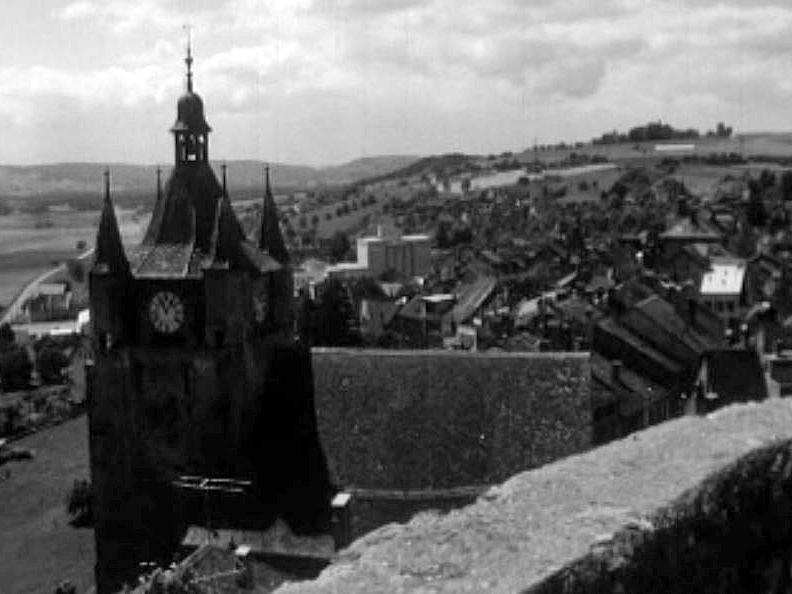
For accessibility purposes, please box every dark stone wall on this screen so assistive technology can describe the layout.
[89,341,332,593]
[311,349,591,490]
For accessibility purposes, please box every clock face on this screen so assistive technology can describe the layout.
[253,290,269,324]
[148,291,185,334]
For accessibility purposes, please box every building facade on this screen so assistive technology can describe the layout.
[88,46,331,593]
[326,223,431,280]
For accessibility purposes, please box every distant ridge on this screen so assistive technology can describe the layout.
[0,155,420,197]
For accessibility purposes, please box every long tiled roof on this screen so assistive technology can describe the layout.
[128,244,201,278]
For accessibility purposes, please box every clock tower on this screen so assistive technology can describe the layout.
[88,41,331,593]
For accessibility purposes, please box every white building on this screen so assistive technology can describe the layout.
[699,258,746,319]
[326,224,431,281]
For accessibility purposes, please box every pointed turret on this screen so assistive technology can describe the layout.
[94,169,129,275]
[259,164,289,264]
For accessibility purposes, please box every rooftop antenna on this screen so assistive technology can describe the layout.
[172,476,251,545]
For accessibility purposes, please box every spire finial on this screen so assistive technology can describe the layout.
[265,163,271,194]
[184,24,193,92]
[221,162,228,197]
[156,166,162,202]
[104,168,111,203]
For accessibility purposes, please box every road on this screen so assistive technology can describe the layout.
[0,249,94,327]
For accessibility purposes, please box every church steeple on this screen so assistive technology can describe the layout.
[259,164,289,264]
[185,28,194,93]
[94,169,129,275]
[171,32,211,164]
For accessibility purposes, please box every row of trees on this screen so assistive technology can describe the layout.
[297,195,379,230]
[593,121,733,145]
[0,325,70,391]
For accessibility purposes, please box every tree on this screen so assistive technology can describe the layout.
[67,259,85,283]
[0,323,14,346]
[781,171,792,202]
[747,180,768,228]
[308,280,361,347]
[329,231,351,262]
[36,344,69,384]
[311,214,320,227]
[66,479,93,527]
[75,240,87,251]
[298,215,308,229]
[759,169,776,190]
[436,220,453,248]
[0,345,32,391]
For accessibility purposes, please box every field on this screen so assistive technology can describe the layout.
[511,133,792,167]
[0,208,147,307]
[0,416,94,594]
[287,197,386,241]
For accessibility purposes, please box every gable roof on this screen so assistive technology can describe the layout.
[620,295,721,365]
[591,353,670,417]
[450,276,497,324]
[660,217,722,242]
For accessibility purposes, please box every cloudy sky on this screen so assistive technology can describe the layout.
[0,0,790,165]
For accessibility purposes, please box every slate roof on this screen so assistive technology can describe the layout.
[591,353,670,417]
[143,162,222,252]
[594,317,683,383]
[128,244,201,279]
[620,296,721,365]
[94,60,289,283]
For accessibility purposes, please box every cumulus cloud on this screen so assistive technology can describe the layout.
[4,0,790,164]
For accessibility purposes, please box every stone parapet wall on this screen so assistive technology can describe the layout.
[279,398,792,593]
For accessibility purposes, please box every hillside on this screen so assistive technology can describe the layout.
[0,155,420,198]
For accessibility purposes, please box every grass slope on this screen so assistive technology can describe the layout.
[0,416,93,594]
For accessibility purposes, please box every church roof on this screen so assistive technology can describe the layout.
[258,166,289,264]
[170,33,211,135]
[127,244,200,278]
[98,44,287,281]
[93,170,129,275]
[143,163,218,250]
[171,91,211,134]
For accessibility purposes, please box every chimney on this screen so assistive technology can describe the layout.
[331,492,352,550]
[234,545,254,589]
[611,360,623,383]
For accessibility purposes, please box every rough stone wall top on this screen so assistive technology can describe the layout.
[311,349,591,490]
[279,398,792,593]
